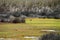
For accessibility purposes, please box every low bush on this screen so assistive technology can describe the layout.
[39,33,60,40]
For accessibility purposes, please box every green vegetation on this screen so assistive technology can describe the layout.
[0,0,60,40]
[0,19,60,38]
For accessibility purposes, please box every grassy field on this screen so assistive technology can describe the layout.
[0,19,60,40]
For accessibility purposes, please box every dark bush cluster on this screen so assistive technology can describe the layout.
[39,33,60,40]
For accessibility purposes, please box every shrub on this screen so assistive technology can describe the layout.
[39,33,60,40]
[12,17,25,23]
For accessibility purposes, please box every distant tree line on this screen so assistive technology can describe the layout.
[0,0,60,23]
